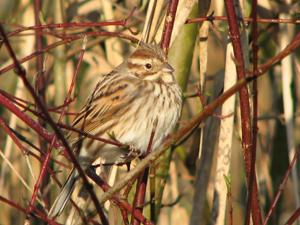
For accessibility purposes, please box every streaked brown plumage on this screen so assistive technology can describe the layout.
[49,43,182,217]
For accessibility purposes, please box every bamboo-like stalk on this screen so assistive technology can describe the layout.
[142,0,158,43]
[213,43,237,225]
[214,0,224,15]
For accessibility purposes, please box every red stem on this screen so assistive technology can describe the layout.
[131,128,156,225]
[160,0,179,53]
[0,113,71,170]
[0,90,122,151]
[27,150,52,214]
[263,146,300,225]
[223,1,262,225]
[0,92,59,146]
[257,32,300,74]
[249,0,259,225]
[284,207,300,225]
[0,117,28,155]
[57,123,123,148]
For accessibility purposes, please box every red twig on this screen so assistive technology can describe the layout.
[263,146,300,225]
[223,1,262,225]
[248,1,259,225]
[57,123,124,148]
[0,117,46,163]
[0,117,67,214]
[0,31,138,75]
[284,207,300,225]
[257,32,300,75]
[7,19,132,37]
[0,114,71,171]
[0,195,60,225]
[0,92,59,146]
[131,128,156,225]
[0,117,28,155]
[27,151,52,215]
[160,0,179,53]
[0,89,77,118]
[0,89,35,106]
[0,90,123,153]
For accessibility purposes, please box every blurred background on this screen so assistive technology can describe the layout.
[0,0,300,224]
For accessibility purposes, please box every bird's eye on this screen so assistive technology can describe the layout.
[144,63,152,70]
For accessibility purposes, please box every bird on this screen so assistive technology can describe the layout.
[48,43,182,218]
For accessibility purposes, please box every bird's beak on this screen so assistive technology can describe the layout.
[162,63,174,73]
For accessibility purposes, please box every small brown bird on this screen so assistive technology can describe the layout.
[48,43,182,217]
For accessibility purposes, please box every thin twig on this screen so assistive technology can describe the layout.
[7,20,133,37]
[0,31,139,75]
[284,207,300,225]
[263,146,300,225]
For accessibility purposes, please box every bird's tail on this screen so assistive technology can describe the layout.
[48,169,77,218]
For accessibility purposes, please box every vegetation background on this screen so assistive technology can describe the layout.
[0,0,299,225]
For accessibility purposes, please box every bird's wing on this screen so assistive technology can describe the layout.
[66,71,139,146]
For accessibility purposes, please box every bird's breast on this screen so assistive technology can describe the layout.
[117,81,182,154]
